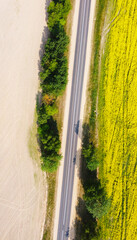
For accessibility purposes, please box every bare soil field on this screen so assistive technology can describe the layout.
[0,0,47,239]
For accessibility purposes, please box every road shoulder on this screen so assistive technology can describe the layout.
[69,0,97,238]
[53,0,80,239]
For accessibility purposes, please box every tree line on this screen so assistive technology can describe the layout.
[37,0,71,172]
[77,123,111,239]
[77,0,110,238]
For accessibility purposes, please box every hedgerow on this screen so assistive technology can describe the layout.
[37,0,71,172]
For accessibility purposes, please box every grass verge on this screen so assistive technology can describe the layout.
[42,172,56,240]
[28,111,41,165]
[89,0,108,138]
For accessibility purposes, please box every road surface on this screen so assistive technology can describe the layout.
[57,0,91,239]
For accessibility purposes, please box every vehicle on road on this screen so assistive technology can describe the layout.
[65,227,69,237]
[74,120,80,134]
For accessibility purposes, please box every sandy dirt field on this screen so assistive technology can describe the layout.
[0,0,47,239]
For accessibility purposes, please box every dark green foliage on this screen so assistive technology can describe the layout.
[40,24,69,97]
[82,124,111,219]
[45,103,58,116]
[41,24,69,65]
[82,123,99,172]
[52,0,67,4]
[47,0,71,30]
[41,55,68,96]
[87,156,99,172]
[83,143,99,171]
[37,0,71,173]
[79,124,110,238]
[82,0,110,222]
[74,0,109,238]
[41,154,61,173]
[75,198,99,240]
[84,183,111,219]
[37,103,50,125]
[38,112,62,172]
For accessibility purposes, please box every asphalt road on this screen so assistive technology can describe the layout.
[57,1,91,239]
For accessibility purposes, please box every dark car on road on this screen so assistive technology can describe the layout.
[65,227,69,238]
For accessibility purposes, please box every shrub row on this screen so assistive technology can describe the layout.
[80,0,110,230]
[37,0,71,172]
[82,124,110,220]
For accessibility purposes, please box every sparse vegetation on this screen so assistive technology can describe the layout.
[42,172,56,240]
[28,111,41,164]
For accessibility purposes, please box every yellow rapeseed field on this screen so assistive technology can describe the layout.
[98,0,137,239]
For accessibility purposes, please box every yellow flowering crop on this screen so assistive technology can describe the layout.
[98,0,137,239]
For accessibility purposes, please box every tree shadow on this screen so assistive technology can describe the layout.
[38,0,51,75]
[69,123,99,239]
[76,198,97,240]
[45,0,51,23]
[76,123,97,186]
[69,197,98,240]
[36,0,50,125]
[36,91,42,110]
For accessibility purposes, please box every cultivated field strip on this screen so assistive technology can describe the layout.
[99,0,137,239]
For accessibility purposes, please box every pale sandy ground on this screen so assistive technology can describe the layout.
[53,0,97,239]
[0,0,47,239]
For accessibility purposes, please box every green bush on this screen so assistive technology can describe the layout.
[45,104,58,116]
[84,182,111,219]
[37,0,71,173]
[82,140,99,172]
[41,154,61,173]
[38,116,62,172]
[40,24,69,97]
[47,0,71,30]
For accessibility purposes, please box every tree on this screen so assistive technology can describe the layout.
[87,152,99,171]
[45,104,58,116]
[37,0,71,173]
[83,143,99,171]
[84,184,111,219]
[40,24,69,96]
[47,0,71,30]
[41,154,62,172]
[87,199,111,219]
[37,104,50,125]
[42,94,55,105]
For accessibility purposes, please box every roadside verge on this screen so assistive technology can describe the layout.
[69,0,97,238]
[53,0,80,239]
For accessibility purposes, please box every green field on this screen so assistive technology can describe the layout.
[98,0,137,239]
